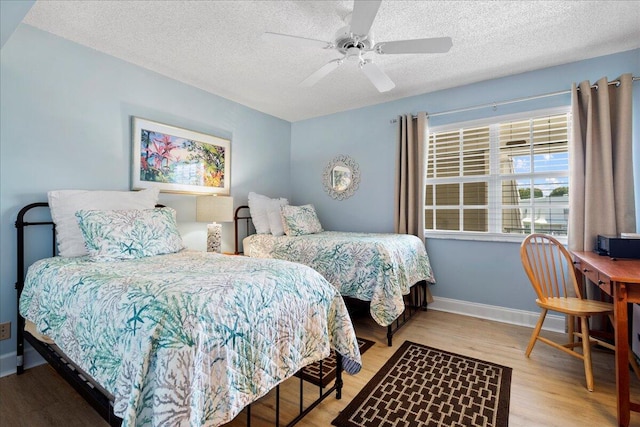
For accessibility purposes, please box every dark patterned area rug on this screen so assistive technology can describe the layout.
[332,341,512,427]
[295,337,375,387]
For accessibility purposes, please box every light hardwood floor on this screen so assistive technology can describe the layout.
[1,309,639,426]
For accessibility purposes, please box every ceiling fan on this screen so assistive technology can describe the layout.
[262,0,452,92]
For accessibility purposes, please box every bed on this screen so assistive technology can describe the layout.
[234,201,436,346]
[15,197,362,427]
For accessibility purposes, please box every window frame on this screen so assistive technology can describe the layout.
[424,106,571,243]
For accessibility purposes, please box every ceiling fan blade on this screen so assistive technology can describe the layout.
[350,0,382,36]
[360,61,395,92]
[300,59,343,87]
[375,37,453,54]
[262,32,332,49]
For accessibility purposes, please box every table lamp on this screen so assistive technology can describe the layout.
[196,195,234,252]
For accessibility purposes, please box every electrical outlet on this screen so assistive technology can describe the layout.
[0,322,10,341]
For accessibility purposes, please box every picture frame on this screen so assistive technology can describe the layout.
[131,117,230,195]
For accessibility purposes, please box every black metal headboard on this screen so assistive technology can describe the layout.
[15,202,55,308]
[15,202,167,294]
[234,205,253,255]
[14,202,166,375]
[14,203,56,374]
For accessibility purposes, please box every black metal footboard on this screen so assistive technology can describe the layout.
[15,202,342,427]
[385,280,428,346]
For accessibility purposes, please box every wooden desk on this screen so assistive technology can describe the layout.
[572,251,640,427]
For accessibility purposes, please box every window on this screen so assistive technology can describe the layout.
[425,109,570,240]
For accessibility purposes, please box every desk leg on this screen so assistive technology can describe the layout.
[615,282,631,427]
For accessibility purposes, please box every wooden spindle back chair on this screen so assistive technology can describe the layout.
[520,233,615,391]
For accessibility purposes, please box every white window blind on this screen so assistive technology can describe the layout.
[425,110,570,238]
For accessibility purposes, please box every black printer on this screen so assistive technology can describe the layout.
[596,235,640,259]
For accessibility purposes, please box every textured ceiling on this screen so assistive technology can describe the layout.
[22,1,640,122]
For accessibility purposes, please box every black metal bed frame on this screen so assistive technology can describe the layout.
[15,202,343,427]
[233,205,428,347]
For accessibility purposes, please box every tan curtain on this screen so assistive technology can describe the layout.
[568,73,636,252]
[395,112,427,240]
[395,112,433,304]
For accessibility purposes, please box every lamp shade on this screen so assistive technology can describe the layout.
[196,195,234,223]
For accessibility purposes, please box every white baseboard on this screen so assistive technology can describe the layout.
[429,296,566,333]
[0,346,45,378]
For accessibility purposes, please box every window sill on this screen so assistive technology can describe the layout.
[425,230,568,245]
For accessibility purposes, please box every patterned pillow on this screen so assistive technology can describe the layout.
[281,204,323,236]
[48,188,159,257]
[75,207,185,261]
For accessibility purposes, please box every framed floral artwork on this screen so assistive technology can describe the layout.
[131,117,230,195]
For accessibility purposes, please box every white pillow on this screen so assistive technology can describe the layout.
[267,198,289,236]
[248,192,271,234]
[248,192,289,235]
[48,188,159,257]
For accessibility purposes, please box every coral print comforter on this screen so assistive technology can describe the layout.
[20,250,361,427]
[243,231,436,326]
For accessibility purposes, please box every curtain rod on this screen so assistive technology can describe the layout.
[390,75,639,123]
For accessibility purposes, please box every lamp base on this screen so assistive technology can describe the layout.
[207,223,222,253]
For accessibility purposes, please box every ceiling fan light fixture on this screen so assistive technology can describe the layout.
[346,47,362,61]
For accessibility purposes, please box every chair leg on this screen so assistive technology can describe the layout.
[568,314,575,345]
[526,309,547,357]
[580,316,594,392]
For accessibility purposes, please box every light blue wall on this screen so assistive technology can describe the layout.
[0,25,291,361]
[0,0,34,49]
[291,49,640,312]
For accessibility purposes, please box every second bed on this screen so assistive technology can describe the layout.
[235,205,436,345]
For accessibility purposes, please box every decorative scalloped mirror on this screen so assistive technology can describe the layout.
[323,155,360,200]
